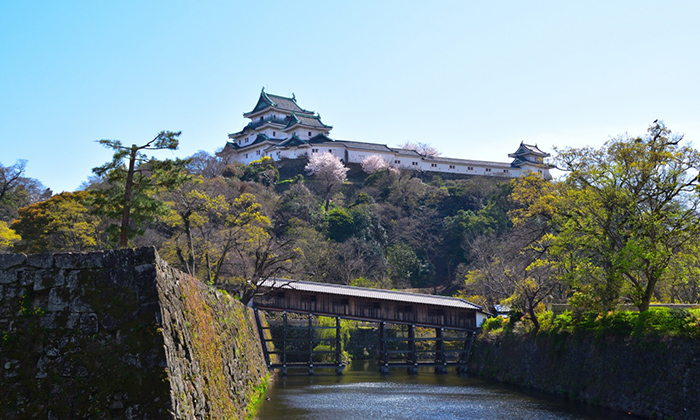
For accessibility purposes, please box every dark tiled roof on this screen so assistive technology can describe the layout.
[508,142,550,158]
[309,133,334,143]
[259,279,484,311]
[333,140,395,153]
[245,90,315,116]
[276,134,309,148]
[391,148,423,157]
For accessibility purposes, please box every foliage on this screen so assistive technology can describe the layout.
[243,156,279,186]
[0,221,21,251]
[512,122,700,312]
[0,160,51,222]
[361,154,392,174]
[326,208,354,242]
[11,191,100,253]
[305,152,349,210]
[539,308,700,338]
[481,316,507,333]
[91,131,189,247]
[397,141,441,157]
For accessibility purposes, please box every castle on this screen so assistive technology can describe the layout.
[219,88,552,179]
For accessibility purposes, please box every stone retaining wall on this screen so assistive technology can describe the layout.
[468,331,700,419]
[0,248,268,419]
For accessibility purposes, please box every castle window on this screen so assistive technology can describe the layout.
[256,150,260,155]
[467,166,473,171]
[394,160,401,164]
[273,131,276,136]
[308,131,312,136]
[449,165,455,169]
[312,148,319,153]
[412,162,418,166]
[485,168,491,172]
[503,169,509,173]
[329,149,332,153]
[431,163,437,168]
[245,154,248,159]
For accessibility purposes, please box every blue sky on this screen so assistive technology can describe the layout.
[2,1,699,193]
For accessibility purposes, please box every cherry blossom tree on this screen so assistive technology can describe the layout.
[305,152,349,211]
[361,155,390,173]
[398,141,441,157]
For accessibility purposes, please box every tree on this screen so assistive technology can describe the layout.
[466,225,559,332]
[305,152,349,211]
[398,141,441,157]
[361,155,391,174]
[210,193,301,304]
[512,122,700,312]
[10,191,100,253]
[92,131,188,247]
[0,221,20,252]
[0,160,51,222]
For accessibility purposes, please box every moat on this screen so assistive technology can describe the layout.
[256,361,639,420]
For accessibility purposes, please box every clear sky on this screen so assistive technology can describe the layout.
[2,1,699,193]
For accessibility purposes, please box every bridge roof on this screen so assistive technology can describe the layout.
[259,279,485,312]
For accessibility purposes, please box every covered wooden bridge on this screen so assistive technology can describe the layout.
[251,279,490,375]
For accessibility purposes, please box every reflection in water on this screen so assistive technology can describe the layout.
[257,361,636,420]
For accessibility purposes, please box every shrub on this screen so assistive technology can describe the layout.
[481,317,506,332]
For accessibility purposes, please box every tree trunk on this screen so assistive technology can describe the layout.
[119,146,137,247]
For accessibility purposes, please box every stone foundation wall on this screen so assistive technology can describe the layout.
[0,248,268,419]
[468,332,700,419]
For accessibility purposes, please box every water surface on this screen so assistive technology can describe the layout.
[257,362,636,420]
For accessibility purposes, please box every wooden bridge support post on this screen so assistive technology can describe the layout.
[459,331,475,374]
[407,324,418,375]
[282,311,288,375]
[335,316,344,374]
[254,308,272,368]
[307,313,314,375]
[435,327,447,374]
[379,321,389,374]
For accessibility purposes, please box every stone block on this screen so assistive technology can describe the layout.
[19,270,34,286]
[26,253,54,269]
[0,270,18,285]
[0,253,26,270]
[70,295,92,313]
[80,313,99,334]
[47,288,69,312]
[33,271,55,291]
[66,313,80,329]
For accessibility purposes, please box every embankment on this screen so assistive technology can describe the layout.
[468,330,700,419]
[0,247,268,419]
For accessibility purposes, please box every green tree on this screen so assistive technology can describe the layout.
[512,122,700,311]
[10,191,100,253]
[326,208,354,242]
[0,221,20,251]
[91,131,188,247]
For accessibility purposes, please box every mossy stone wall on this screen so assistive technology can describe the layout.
[0,248,267,419]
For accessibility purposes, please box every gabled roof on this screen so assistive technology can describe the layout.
[309,133,334,143]
[276,133,309,148]
[508,142,550,158]
[244,88,315,117]
[259,279,485,312]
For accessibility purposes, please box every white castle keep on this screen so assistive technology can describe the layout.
[219,88,552,179]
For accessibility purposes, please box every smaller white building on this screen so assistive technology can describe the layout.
[219,89,552,179]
